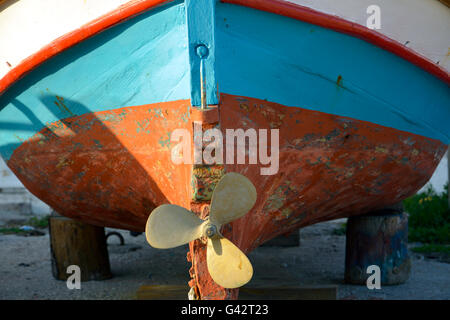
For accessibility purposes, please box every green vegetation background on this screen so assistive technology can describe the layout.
[405,184,449,243]
[404,183,449,254]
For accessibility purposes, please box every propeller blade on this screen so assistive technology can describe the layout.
[209,172,257,226]
[145,204,206,249]
[207,236,253,289]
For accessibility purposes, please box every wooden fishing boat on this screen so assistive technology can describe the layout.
[0,0,449,299]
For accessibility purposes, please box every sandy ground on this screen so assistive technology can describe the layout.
[0,217,449,300]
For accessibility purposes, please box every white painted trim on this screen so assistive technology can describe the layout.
[0,0,449,81]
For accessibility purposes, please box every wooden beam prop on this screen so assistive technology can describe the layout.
[136,285,337,300]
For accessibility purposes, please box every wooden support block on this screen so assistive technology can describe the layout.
[49,216,112,281]
[239,285,336,300]
[136,285,188,300]
[345,208,411,285]
[136,285,337,300]
[261,230,300,247]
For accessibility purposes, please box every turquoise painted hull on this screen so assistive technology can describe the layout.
[215,3,450,144]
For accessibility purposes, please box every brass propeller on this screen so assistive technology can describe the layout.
[145,172,257,289]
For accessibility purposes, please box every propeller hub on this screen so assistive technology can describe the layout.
[204,224,218,238]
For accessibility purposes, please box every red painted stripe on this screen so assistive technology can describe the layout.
[0,0,171,95]
[1,0,448,96]
[222,0,450,85]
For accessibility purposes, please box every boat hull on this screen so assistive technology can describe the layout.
[7,99,193,231]
[1,0,449,300]
[218,94,447,251]
[6,93,447,238]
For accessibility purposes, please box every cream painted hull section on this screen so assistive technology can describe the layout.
[0,0,130,79]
